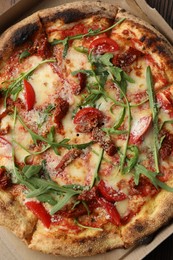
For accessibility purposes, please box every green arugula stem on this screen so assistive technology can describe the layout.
[114,81,132,173]
[90,149,104,188]
[50,193,75,215]
[146,66,159,173]
[74,219,103,231]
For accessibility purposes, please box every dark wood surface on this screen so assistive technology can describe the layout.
[0,1,172,260]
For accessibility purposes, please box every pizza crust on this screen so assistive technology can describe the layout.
[0,189,37,242]
[29,223,123,257]
[116,8,173,82]
[38,1,118,23]
[0,13,42,62]
[121,188,173,247]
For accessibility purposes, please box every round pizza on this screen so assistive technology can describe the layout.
[0,1,173,257]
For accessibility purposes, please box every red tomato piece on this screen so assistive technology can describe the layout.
[121,210,134,225]
[97,180,127,202]
[89,37,119,54]
[25,201,51,228]
[157,92,173,111]
[74,107,103,133]
[129,115,152,144]
[23,79,36,111]
[98,197,121,226]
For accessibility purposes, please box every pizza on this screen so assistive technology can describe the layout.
[0,0,173,257]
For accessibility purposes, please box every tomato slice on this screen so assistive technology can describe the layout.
[25,201,51,228]
[129,115,152,144]
[74,107,103,133]
[97,180,127,202]
[74,107,103,123]
[23,79,36,111]
[98,197,121,226]
[157,91,173,111]
[89,37,119,54]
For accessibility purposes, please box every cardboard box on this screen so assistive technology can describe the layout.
[0,1,173,259]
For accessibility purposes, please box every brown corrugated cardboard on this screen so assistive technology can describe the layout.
[0,1,173,259]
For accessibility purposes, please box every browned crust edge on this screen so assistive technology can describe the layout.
[28,224,123,257]
[0,13,42,62]
[116,8,173,82]
[121,188,173,247]
[0,190,37,242]
[38,1,118,23]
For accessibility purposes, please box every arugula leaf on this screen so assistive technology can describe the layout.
[50,193,75,215]
[90,149,104,188]
[102,107,126,135]
[123,146,139,174]
[99,53,114,66]
[23,164,42,179]
[74,46,89,54]
[19,50,31,61]
[146,66,160,172]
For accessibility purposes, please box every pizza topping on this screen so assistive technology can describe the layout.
[74,107,103,133]
[25,201,51,228]
[157,91,173,111]
[23,79,36,111]
[129,177,158,197]
[146,66,160,173]
[54,97,69,125]
[0,167,11,190]
[55,149,83,173]
[17,114,93,156]
[92,127,117,156]
[89,37,119,54]
[97,197,121,226]
[97,180,127,202]
[19,50,31,61]
[159,130,173,159]
[73,72,87,95]
[129,115,152,144]
[113,47,143,68]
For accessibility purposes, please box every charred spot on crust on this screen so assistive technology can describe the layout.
[43,9,87,24]
[119,8,126,13]
[138,234,155,245]
[12,23,39,46]
[140,35,146,42]
[155,44,166,54]
[134,223,145,233]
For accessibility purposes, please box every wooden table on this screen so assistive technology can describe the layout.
[0,1,173,260]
